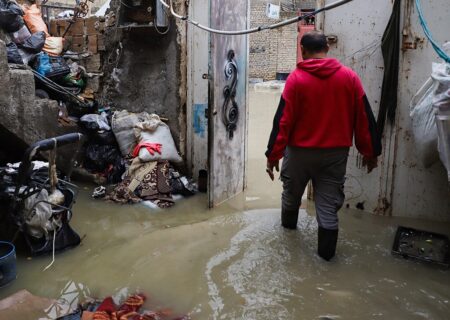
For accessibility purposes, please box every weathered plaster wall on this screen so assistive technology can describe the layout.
[100,0,187,157]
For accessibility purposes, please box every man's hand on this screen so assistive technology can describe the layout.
[266,160,279,181]
[362,156,378,173]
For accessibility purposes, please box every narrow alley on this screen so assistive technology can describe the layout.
[0,0,449,319]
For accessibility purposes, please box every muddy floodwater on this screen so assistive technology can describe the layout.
[1,87,449,319]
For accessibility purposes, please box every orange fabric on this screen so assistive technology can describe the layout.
[81,311,95,320]
[22,4,50,37]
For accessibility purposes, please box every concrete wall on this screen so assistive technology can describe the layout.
[249,0,315,80]
[100,0,187,157]
[0,39,77,167]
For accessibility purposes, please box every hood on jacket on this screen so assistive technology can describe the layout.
[297,58,342,78]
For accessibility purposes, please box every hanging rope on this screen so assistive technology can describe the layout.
[48,139,58,193]
[415,0,450,63]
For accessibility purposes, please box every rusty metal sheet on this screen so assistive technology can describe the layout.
[208,0,249,207]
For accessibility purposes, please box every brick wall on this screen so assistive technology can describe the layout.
[249,0,315,80]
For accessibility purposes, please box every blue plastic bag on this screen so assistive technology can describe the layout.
[36,52,51,76]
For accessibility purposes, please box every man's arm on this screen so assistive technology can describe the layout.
[353,77,382,172]
[265,74,297,162]
[265,74,297,178]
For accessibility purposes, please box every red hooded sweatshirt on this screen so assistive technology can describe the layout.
[266,58,381,163]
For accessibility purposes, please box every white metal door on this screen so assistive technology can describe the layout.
[319,0,394,214]
[321,0,450,219]
[186,0,209,182]
[208,0,249,207]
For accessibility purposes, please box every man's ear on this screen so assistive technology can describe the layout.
[325,44,330,54]
[301,45,306,57]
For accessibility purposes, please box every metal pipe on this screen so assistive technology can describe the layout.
[159,0,355,35]
[15,133,84,196]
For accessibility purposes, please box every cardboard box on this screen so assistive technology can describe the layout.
[71,35,85,46]
[85,17,99,35]
[69,20,84,35]
[49,20,58,36]
[85,54,102,72]
[88,35,98,54]
[86,76,101,92]
[97,35,106,51]
[71,44,85,53]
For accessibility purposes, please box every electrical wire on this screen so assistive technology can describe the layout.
[120,0,137,9]
[415,0,450,63]
[43,230,56,271]
[159,0,355,35]
[31,70,87,105]
[154,6,171,35]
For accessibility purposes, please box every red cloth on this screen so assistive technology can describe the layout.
[266,58,381,163]
[94,294,146,320]
[96,297,116,314]
[118,294,146,313]
[132,142,162,158]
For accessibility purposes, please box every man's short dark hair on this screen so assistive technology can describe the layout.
[300,31,328,53]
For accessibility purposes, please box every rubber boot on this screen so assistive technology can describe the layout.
[281,209,298,229]
[318,226,338,261]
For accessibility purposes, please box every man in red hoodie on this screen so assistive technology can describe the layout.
[265,31,381,261]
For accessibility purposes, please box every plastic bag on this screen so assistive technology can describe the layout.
[62,62,87,88]
[9,24,31,44]
[21,4,49,36]
[112,110,152,156]
[23,189,54,239]
[410,77,438,167]
[436,113,450,180]
[433,63,450,178]
[136,123,182,163]
[0,0,24,32]
[410,62,450,167]
[35,52,51,75]
[89,130,117,145]
[84,144,123,173]
[18,47,36,64]
[19,31,45,53]
[43,37,64,56]
[80,113,111,132]
[6,42,23,64]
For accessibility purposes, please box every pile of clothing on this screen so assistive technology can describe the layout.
[0,290,189,320]
[80,110,196,208]
[64,293,189,320]
[58,293,190,320]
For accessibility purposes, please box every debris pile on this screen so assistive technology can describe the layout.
[0,290,190,320]
[1,1,196,209]
[0,133,83,259]
[80,110,196,208]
